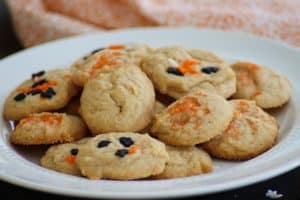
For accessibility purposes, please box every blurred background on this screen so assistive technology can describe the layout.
[2,0,300,52]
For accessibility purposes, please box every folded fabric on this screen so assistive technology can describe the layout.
[6,0,300,47]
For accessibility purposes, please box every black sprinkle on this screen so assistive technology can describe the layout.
[40,91,53,99]
[70,148,79,156]
[115,149,128,158]
[46,87,56,95]
[32,79,48,88]
[91,47,105,55]
[14,93,26,101]
[166,67,183,76]
[119,137,134,147]
[201,66,219,74]
[31,70,45,79]
[28,89,41,96]
[97,140,111,148]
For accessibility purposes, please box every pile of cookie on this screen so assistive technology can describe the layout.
[3,44,291,180]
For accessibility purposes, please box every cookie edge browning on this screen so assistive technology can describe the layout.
[153,146,213,179]
[10,113,88,145]
[202,100,279,160]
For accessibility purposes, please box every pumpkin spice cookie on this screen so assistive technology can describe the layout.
[4,69,80,121]
[231,61,291,108]
[40,137,90,175]
[80,65,155,134]
[10,112,88,145]
[151,91,233,146]
[202,100,279,160]
[141,46,236,99]
[76,132,169,180]
[71,44,152,87]
[153,145,213,179]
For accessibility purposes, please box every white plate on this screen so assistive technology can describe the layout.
[0,27,300,199]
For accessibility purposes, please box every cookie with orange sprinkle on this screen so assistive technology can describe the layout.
[71,44,152,87]
[231,61,291,108]
[141,46,236,99]
[202,100,278,160]
[40,137,90,176]
[10,112,88,145]
[3,69,80,121]
[151,91,233,146]
[76,132,168,180]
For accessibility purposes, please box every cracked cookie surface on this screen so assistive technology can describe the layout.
[80,65,155,134]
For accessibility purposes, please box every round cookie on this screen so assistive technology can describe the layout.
[4,69,80,121]
[141,46,236,99]
[40,137,90,175]
[10,112,88,145]
[151,91,234,146]
[202,100,278,160]
[231,61,291,108]
[71,44,152,87]
[153,146,213,179]
[80,65,155,135]
[76,132,169,180]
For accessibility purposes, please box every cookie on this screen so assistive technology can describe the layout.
[151,91,233,146]
[231,61,291,108]
[10,112,88,145]
[4,69,80,121]
[153,145,213,179]
[141,46,236,99]
[40,137,90,175]
[76,132,169,180]
[202,100,278,160]
[71,44,152,87]
[80,65,155,135]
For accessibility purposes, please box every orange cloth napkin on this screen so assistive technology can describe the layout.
[6,0,300,47]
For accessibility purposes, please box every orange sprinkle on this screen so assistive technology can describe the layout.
[108,44,126,50]
[238,101,250,113]
[34,80,57,91]
[18,80,57,94]
[178,59,201,75]
[66,155,76,165]
[128,146,139,154]
[89,52,122,76]
[20,113,63,125]
[168,96,200,116]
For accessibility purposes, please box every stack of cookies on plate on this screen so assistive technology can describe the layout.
[3,44,291,180]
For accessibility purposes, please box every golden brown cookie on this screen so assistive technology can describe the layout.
[231,61,291,108]
[80,65,155,134]
[141,46,236,99]
[76,132,169,180]
[153,145,212,179]
[71,44,152,87]
[151,91,233,146]
[10,112,88,145]
[40,138,90,175]
[4,69,80,121]
[202,100,279,160]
